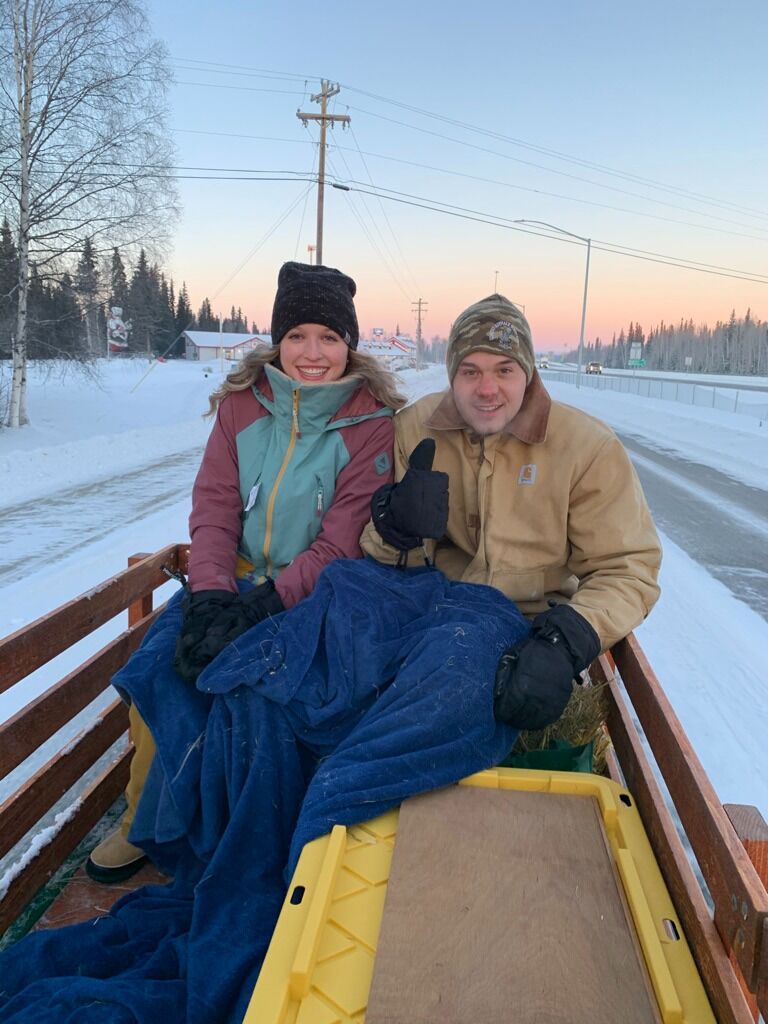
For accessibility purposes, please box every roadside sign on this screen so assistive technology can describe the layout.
[628,359,646,367]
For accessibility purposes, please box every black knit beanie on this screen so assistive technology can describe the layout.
[270,261,359,350]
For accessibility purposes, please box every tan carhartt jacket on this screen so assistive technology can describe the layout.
[360,372,661,650]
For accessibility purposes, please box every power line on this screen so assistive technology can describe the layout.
[346,104,768,236]
[27,163,765,286]
[293,147,318,259]
[323,148,413,302]
[171,59,311,83]
[167,129,768,242]
[173,79,305,96]
[155,161,768,284]
[171,73,768,232]
[341,85,768,222]
[326,137,414,300]
[334,182,768,286]
[348,126,421,294]
[167,56,768,222]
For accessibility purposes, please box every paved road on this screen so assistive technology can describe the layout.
[618,432,768,622]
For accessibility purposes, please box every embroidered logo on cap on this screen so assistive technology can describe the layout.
[487,320,520,348]
[518,464,537,485]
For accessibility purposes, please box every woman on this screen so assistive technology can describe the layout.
[87,260,406,882]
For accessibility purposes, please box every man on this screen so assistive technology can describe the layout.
[362,293,661,730]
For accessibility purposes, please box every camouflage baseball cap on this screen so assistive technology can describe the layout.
[446,294,534,383]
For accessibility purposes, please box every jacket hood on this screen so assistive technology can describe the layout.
[425,367,551,443]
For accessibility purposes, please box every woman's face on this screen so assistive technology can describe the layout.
[279,323,349,384]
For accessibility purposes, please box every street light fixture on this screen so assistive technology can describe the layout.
[514,219,591,389]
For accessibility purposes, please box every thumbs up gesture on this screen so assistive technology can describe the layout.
[371,439,449,552]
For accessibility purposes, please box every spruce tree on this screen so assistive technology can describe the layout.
[127,249,154,354]
[197,297,218,331]
[176,283,194,334]
[0,218,18,357]
[156,273,177,354]
[46,273,82,358]
[75,238,100,356]
[109,248,128,310]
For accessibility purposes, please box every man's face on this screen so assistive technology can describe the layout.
[452,351,528,435]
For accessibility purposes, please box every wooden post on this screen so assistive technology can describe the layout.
[724,804,768,1021]
[127,553,153,627]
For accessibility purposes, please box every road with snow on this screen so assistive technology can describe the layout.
[0,448,202,588]
[4,378,767,623]
[618,432,768,621]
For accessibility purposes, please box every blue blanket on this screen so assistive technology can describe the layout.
[0,559,528,1023]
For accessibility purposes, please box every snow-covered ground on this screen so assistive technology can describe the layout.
[1,357,766,821]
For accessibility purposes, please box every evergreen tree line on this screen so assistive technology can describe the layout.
[564,310,768,376]
[0,221,257,360]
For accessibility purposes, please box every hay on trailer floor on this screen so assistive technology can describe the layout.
[512,676,610,774]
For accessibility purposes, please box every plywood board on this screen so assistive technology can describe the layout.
[366,785,661,1024]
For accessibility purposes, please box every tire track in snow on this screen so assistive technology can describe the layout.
[619,432,768,621]
[0,449,202,587]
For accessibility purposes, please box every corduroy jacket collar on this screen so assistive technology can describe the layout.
[424,368,551,444]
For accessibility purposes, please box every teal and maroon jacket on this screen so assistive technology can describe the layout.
[188,363,394,607]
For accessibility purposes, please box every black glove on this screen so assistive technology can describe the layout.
[371,439,449,551]
[174,581,285,683]
[174,589,237,683]
[493,604,601,730]
[212,578,285,646]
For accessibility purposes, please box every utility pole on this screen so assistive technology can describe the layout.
[297,81,350,265]
[412,298,428,370]
[307,244,316,266]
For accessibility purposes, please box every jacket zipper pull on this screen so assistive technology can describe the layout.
[316,483,324,516]
[292,391,301,438]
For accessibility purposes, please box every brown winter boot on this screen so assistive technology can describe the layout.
[86,705,155,884]
[85,822,148,884]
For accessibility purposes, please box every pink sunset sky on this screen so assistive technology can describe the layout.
[147,0,768,352]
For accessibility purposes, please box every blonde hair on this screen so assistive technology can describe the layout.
[205,345,407,416]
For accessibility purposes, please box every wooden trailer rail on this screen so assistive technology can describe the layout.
[592,645,768,1023]
[1,544,766,1024]
[0,543,189,937]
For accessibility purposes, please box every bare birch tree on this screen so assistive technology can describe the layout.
[0,0,177,426]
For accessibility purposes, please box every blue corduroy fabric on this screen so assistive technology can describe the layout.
[0,559,528,1024]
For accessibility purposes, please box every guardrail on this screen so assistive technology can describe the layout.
[541,370,768,424]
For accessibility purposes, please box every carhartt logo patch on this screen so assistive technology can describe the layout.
[487,320,520,349]
[518,464,537,485]
[374,451,391,475]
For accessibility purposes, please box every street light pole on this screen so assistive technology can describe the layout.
[576,238,591,390]
[513,219,591,390]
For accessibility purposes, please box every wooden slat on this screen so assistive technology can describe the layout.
[613,635,768,990]
[0,700,129,860]
[0,750,131,936]
[602,656,754,1024]
[0,611,159,781]
[725,805,768,1019]
[0,544,183,693]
